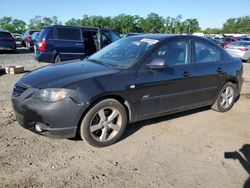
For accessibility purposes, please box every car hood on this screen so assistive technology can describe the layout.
[18,60,121,88]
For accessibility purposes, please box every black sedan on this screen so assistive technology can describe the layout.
[11,34,243,147]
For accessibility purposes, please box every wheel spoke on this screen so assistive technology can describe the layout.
[221,99,226,106]
[90,124,103,132]
[100,127,108,141]
[98,109,106,121]
[108,110,119,122]
[225,87,230,95]
[228,91,234,98]
[109,123,120,132]
[225,98,230,108]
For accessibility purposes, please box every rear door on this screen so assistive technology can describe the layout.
[192,39,226,105]
[55,27,84,61]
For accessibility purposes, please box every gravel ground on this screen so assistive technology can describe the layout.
[0,48,250,188]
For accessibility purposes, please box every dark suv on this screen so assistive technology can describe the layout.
[34,25,120,63]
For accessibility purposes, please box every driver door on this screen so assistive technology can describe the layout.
[130,38,196,120]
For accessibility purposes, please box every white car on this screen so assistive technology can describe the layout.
[225,41,250,62]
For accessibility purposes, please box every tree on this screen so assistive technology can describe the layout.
[182,19,200,34]
[203,28,222,34]
[28,16,61,30]
[222,16,250,33]
[0,16,26,33]
[139,13,165,33]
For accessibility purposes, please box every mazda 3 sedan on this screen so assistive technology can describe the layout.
[12,34,243,147]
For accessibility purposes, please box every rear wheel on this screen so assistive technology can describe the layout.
[54,55,61,63]
[80,99,127,147]
[211,82,237,112]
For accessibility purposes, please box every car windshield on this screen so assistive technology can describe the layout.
[88,37,159,69]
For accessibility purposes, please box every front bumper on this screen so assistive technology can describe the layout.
[11,87,86,138]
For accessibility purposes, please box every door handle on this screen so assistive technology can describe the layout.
[182,71,190,78]
[75,43,83,46]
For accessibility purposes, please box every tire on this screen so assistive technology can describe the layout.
[80,99,127,147]
[247,57,250,63]
[211,82,237,112]
[54,55,61,63]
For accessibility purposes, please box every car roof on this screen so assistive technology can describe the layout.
[126,34,200,41]
[44,25,113,31]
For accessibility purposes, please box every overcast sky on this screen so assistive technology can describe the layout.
[0,0,249,29]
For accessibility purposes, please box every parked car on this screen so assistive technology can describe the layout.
[222,37,239,47]
[22,30,39,47]
[238,37,250,41]
[0,30,16,53]
[34,25,120,63]
[225,41,250,62]
[13,33,22,47]
[12,35,243,147]
[28,32,40,51]
[206,37,224,47]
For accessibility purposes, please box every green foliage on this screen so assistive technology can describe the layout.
[203,28,222,34]
[28,16,61,30]
[222,16,250,33]
[2,14,250,35]
[64,13,201,34]
[0,16,26,33]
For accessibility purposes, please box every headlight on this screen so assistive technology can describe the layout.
[32,88,74,102]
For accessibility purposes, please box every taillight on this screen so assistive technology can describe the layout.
[38,40,46,51]
[224,45,228,48]
[239,48,248,51]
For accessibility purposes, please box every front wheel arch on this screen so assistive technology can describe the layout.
[79,98,128,147]
[76,95,131,137]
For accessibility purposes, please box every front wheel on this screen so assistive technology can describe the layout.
[80,99,127,147]
[211,82,237,112]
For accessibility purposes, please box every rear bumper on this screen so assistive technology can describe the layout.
[34,52,55,63]
[0,45,15,51]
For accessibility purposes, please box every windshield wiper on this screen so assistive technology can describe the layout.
[88,59,116,68]
[88,59,108,66]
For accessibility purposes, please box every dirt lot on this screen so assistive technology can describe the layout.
[0,48,250,188]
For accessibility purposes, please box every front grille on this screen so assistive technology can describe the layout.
[12,85,28,97]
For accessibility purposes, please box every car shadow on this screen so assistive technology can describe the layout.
[121,106,210,141]
[17,48,32,54]
[224,144,250,188]
[69,106,211,142]
[0,68,5,76]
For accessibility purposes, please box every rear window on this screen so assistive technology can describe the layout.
[0,32,12,39]
[56,28,81,40]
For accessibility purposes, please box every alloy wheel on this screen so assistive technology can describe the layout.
[90,107,122,142]
[220,86,234,109]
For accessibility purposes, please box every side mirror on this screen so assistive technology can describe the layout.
[147,59,166,69]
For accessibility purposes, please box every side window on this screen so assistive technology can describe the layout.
[147,40,190,66]
[56,28,81,41]
[195,42,221,63]
[110,31,120,42]
[101,31,111,46]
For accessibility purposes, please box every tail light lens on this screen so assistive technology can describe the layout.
[38,39,46,51]
[239,47,248,51]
